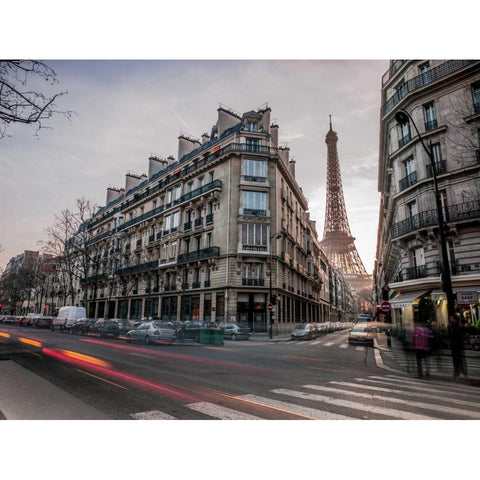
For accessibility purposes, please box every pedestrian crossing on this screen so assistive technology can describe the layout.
[130,373,480,420]
[381,348,480,375]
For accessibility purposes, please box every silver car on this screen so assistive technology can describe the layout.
[219,323,251,340]
[290,323,316,340]
[126,321,176,344]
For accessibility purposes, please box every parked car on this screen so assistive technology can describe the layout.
[70,318,96,335]
[126,321,176,344]
[2,316,15,324]
[290,323,317,340]
[89,319,120,338]
[356,314,373,323]
[111,318,135,334]
[219,323,251,340]
[348,324,377,345]
[176,321,205,342]
[32,316,53,328]
[14,316,25,326]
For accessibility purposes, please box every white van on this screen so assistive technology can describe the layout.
[52,306,87,331]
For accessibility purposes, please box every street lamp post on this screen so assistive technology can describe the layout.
[269,233,283,339]
[394,109,456,318]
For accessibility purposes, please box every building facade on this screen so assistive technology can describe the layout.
[374,60,480,330]
[78,105,355,331]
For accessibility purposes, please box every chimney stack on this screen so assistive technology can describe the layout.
[148,155,168,178]
[289,159,296,178]
[178,134,201,161]
[106,187,124,205]
[125,172,143,193]
[217,105,241,137]
[201,132,210,144]
[270,123,279,148]
[278,145,290,166]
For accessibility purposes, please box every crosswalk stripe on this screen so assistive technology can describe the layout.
[355,346,365,351]
[311,341,323,345]
[131,410,177,420]
[272,388,437,420]
[237,394,355,420]
[304,384,480,419]
[381,375,479,395]
[329,381,480,409]
[339,344,348,349]
[355,377,480,400]
[186,401,261,419]
[324,342,335,346]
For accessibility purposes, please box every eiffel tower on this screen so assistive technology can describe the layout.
[320,116,372,310]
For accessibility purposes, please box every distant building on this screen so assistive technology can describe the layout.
[375,60,480,330]
[79,104,355,330]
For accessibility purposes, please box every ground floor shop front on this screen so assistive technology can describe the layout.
[87,289,347,333]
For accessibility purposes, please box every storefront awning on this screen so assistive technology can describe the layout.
[390,290,430,309]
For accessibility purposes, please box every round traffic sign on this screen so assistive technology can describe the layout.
[267,303,273,311]
[381,301,391,312]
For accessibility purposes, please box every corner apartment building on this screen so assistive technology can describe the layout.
[375,60,480,330]
[80,104,355,331]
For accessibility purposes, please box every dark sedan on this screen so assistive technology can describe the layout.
[176,321,205,342]
[70,318,96,335]
[88,319,120,338]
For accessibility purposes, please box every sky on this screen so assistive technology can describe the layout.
[0,59,387,273]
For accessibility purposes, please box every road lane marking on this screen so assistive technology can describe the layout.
[304,384,480,419]
[355,346,365,351]
[76,369,129,390]
[129,352,155,359]
[324,342,335,346]
[311,341,323,345]
[329,381,480,409]
[131,410,176,420]
[339,344,348,348]
[186,401,261,419]
[272,388,437,420]
[237,394,355,420]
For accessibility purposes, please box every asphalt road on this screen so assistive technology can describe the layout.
[1,324,479,420]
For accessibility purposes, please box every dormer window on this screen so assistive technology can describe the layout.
[247,122,257,132]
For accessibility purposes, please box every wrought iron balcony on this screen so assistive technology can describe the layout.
[243,208,267,216]
[425,119,438,131]
[115,260,159,276]
[474,101,480,114]
[205,213,213,224]
[398,133,412,149]
[194,217,203,227]
[381,60,478,116]
[192,282,201,289]
[426,160,447,178]
[242,175,266,183]
[405,265,427,280]
[399,171,417,191]
[204,280,211,288]
[392,198,480,238]
[177,246,220,264]
[148,234,155,243]
[184,221,192,230]
[242,278,265,286]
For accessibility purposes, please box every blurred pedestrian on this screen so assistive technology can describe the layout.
[448,314,468,379]
[411,322,432,379]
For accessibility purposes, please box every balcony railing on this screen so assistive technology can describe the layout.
[399,171,417,191]
[242,175,266,183]
[204,280,211,288]
[241,244,268,252]
[115,260,159,276]
[192,282,201,289]
[425,119,438,131]
[194,217,203,228]
[405,265,427,280]
[398,133,412,149]
[242,278,265,286]
[243,208,267,216]
[177,246,220,264]
[382,60,478,116]
[392,198,480,238]
[426,160,447,178]
[205,213,213,224]
[184,221,192,230]
[474,101,480,114]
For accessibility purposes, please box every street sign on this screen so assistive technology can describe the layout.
[267,303,273,311]
[381,301,391,312]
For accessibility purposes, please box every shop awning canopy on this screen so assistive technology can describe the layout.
[390,290,430,309]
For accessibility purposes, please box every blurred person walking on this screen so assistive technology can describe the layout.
[448,314,468,379]
[411,322,433,379]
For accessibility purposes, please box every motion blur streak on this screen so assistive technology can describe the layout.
[80,338,274,373]
[76,369,129,390]
[19,337,42,348]
[0,331,11,338]
[60,349,111,368]
[42,347,199,403]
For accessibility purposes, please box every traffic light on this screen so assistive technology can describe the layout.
[270,295,277,305]
[382,286,390,301]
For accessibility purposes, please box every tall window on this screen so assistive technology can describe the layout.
[171,211,180,230]
[243,159,266,181]
[246,138,259,152]
[423,102,437,131]
[419,63,432,85]
[472,83,480,113]
[241,224,268,251]
[398,120,411,148]
[164,214,171,232]
[242,190,267,215]
[174,184,182,202]
[243,263,264,285]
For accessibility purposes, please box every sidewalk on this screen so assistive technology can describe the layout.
[375,332,480,386]
[249,332,291,342]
